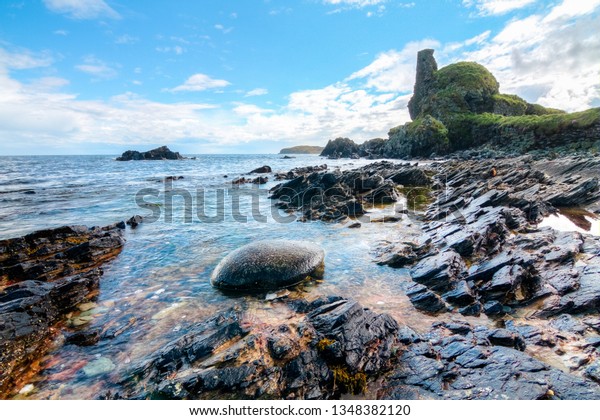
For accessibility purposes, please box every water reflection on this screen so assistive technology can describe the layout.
[538,208,600,236]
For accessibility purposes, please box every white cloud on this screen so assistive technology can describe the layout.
[463,0,536,16]
[115,34,138,45]
[75,56,118,80]
[323,0,386,7]
[543,0,600,22]
[169,73,231,92]
[156,46,186,55]
[43,0,120,20]
[347,39,441,92]
[444,30,491,52]
[460,0,600,111]
[0,47,53,70]
[214,24,233,34]
[246,88,268,97]
[53,29,69,36]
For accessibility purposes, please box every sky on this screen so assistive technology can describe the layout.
[0,0,599,155]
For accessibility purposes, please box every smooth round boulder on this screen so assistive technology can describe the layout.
[211,240,325,291]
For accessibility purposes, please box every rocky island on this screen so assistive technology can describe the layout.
[279,145,325,155]
[116,145,184,161]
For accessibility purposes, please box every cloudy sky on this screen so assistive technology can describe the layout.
[1,0,599,155]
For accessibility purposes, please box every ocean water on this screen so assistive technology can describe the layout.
[1,154,439,399]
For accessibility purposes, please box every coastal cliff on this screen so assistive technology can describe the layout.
[320,49,600,159]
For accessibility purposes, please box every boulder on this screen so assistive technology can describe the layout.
[211,240,325,291]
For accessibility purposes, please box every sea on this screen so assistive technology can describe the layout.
[2,154,599,399]
[0,154,425,399]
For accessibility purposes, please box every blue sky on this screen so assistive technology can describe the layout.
[0,0,599,155]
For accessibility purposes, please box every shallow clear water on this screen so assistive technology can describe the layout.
[1,154,447,399]
[538,208,600,236]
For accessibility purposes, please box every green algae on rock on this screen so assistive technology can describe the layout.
[210,240,325,291]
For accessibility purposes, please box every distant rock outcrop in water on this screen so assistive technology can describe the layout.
[320,137,360,159]
[319,137,388,159]
[116,145,184,161]
[279,145,325,155]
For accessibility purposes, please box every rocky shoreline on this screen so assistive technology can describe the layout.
[0,223,125,396]
[1,153,599,400]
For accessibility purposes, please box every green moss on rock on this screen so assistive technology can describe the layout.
[385,115,449,158]
[383,49,599,156]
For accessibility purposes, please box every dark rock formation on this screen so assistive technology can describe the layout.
[358,138,387,158]
[269,161,432,222]
[374,155,600,325]
[274,164,328,181]
[231,176,269,185]
[121,297,400,399]
[126,215,143,229]
[0,224,125,397]
[380,321,600,399]
[407,49,438,120]
[386,50,600,157]
[320,138,360,159]
[116,146,184,161]
[249,165,272,174]
[210,240,325,291]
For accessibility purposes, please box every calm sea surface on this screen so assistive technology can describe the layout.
[1,154,434,399]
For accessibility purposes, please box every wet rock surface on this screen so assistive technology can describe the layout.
[375,156,600,319]
[380,320,600,400]
[0,224,125,397]
[269,161,433,222]
[120,297,400,399]
[361,154,600,399]
[211,240,325,291]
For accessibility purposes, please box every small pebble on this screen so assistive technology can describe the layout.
[18,384,34,395]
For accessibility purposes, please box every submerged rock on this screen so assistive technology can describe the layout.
[211,240,325,291]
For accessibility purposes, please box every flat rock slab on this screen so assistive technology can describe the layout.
[211,240,325,291]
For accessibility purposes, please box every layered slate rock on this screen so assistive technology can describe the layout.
[121,297,400,399]
[211,240,325,291]
[269,161,433,222]
[374,155,600,320]
[116,146,184,161]
[0,224,125,397]
[380,321,600,400]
